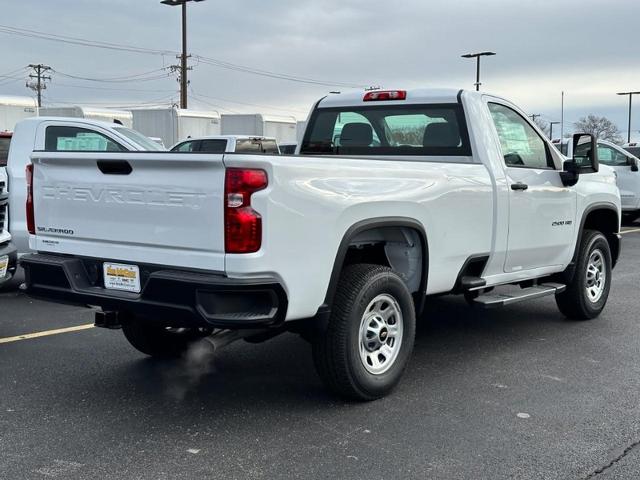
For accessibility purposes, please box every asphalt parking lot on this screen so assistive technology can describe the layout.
[1,228,640,480]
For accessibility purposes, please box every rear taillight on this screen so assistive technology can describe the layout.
[363,90,407,102]
[224,168,267,254]
[26,164,35,235]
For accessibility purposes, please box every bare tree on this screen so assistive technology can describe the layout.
[574,115,623,144]
[532,117,550,138]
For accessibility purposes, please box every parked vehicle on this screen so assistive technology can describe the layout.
[0,95,38,132]
[554,138,640,219]
[0,131,11,167]
[171,135,280,154]
[623,142,640,158]
[278,142,297,155]
[132,107,221,149]
[7,117,163,256]
[20,88,621,400]
[221,114,297,144]
[39,105,133,128]
[0,167,17,286]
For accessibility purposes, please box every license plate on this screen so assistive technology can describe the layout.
[103,263,141,293]
[0,255,7,278]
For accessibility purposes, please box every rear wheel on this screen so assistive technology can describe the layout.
[312,264,416,401]
[122,319,212,358]
[556,230,612,320]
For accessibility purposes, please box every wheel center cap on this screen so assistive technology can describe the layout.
[379,328,388,342]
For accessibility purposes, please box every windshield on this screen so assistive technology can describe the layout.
[0,136,10,167]
[300,104,470,156]
[114,127,165,151]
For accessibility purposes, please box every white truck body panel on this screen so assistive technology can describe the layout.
[25,89,621,322]
[0,95,38,132]
[221,114,297,144]
[131,107,221,148]
[39,106,134,128]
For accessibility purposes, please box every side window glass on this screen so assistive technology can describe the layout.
[45,126,126,152]
[175,141,196,152]
[488,103,553,169]
[597,145,628,166]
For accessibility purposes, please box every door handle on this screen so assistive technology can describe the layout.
[97,160,132,175]
[511,182,528,191]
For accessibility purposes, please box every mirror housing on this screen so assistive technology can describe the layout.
[630,157,639,172]
[560,133,599,186]
[572,133,599,173]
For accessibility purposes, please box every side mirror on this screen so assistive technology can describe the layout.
[572,133,599,173]
[630,157,639,172]
[560,159,579,187]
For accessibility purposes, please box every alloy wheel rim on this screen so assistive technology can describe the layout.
[585,248,606,303]
[358,294,404,375]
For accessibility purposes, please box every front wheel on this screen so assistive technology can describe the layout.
[312,264,416,401]
[556,230,612,320]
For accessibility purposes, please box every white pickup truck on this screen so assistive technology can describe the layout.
[20,88,621,400]
[7,117,164,256]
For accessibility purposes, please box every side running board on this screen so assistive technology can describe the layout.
[473,283,566,309]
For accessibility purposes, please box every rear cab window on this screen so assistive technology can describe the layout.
[235,139,280,154]
[44,126,126,152]
[300,104,470,158]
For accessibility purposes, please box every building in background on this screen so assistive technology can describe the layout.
[39,105,134,128]
[0,95,38,132]
[132,106,221,148]
[221,114,297,144]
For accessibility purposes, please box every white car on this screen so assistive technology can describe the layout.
[7,117,164,255]
[554,138,640,219]
[170,135,280,154]
[20,88,620,400]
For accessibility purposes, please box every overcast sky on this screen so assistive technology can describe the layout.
[1,0,639,138]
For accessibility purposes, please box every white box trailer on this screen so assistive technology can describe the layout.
[221,114,297,144]
[0,96,38,132]
[132,107,221,148]
[39,105,133,128]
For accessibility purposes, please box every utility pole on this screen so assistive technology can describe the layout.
[461,52,496,91]
[617,91,640,144]
[26,64,52,107]
[549,121,560,140]
[560,91,564,139]
[529,114,541,122]
[161,0,205,109]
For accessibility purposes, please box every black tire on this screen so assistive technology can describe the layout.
[556,230,612,320]
[122,319,211,358]
[312,264,416,401]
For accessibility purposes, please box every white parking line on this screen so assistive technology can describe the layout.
[621,228,640,235]
[0,323,94,345]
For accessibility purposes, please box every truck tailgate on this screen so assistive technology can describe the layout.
[31,152,225,272]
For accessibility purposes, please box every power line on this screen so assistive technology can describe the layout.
[0,24,365,88]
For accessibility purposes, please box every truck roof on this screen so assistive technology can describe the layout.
[317,87,469,108]
[17,116,128,130]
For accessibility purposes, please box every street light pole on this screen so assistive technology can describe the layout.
[617,91,640,144]
[161,0,205,109]
[461,52,496,91]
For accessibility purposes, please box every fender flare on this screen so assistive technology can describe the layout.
[322,217,429,316]
[566,202,620,279]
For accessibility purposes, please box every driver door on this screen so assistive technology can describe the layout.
[488,102,577,273]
